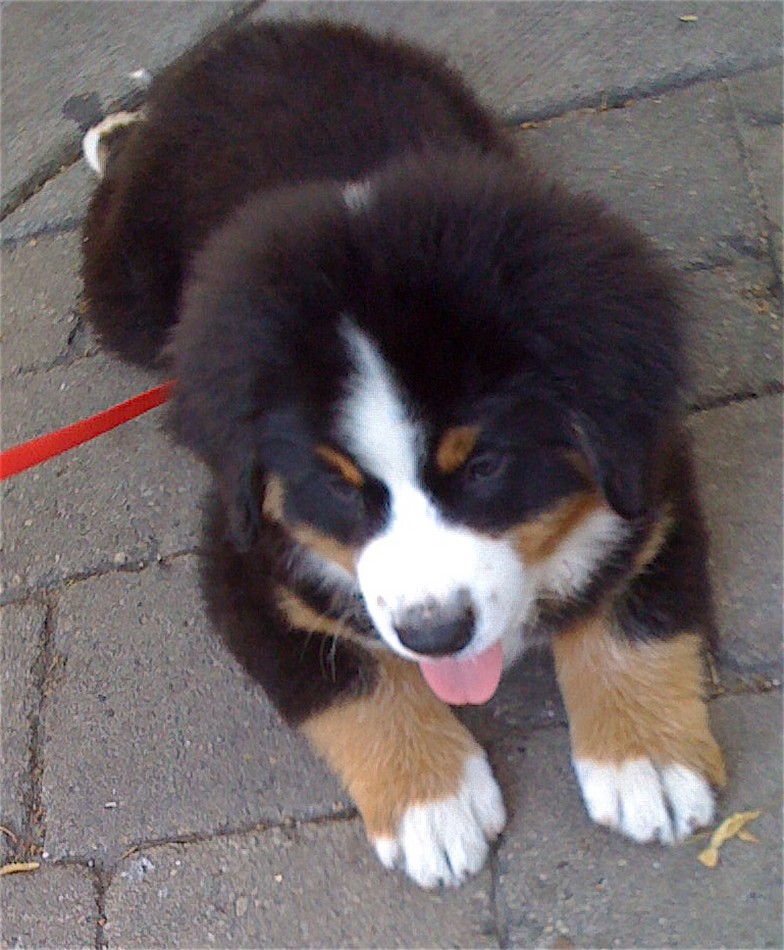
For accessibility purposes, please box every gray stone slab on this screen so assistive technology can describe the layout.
[727,66,784,281]
[256,2,781,121]
[496,692,783,949]
[1,1,249,214]
[43,557,345,866]
[105,821,497,948]
[686,260,782,405]
[517,80,782,403]
[690,395,783,681]
[1,232,84,378]
[0,862,97,949]
[1,358,207,600]
[1,159,93,247]
[520,80,760,268]
[728,66,784,229]
[0,602,46,861]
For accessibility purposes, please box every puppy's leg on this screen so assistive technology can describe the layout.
[302,651,506,888]
[553,618,725,844]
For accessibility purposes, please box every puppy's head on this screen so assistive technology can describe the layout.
[169,153,684,703]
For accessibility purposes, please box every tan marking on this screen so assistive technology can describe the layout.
[632,507,673,574]
[512,490,605,563]
[276,587,346,639]
[275,586,374,649]
[290,524,358,575]
[263,475,358,575]
[302,654,481,839]
[562,448,593,482]
[435,425,480,474]
[553,617,726,787]
[315,445,365,488]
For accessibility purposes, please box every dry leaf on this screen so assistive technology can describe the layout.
[698,810,761,867]
[0,861,40,877]
[737,829,760,844]
[0,825,19,845]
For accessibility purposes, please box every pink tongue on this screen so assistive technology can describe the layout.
[419,641,504,705]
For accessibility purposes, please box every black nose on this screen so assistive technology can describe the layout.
[393,591,475,657]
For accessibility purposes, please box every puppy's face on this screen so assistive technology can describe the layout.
[254,317,626,704]
[172,156,680,703]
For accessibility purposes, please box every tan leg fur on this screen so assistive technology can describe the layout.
[302,653,482,840]
[553,616,726,787]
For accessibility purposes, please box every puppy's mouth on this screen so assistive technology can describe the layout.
[417,640,504,705]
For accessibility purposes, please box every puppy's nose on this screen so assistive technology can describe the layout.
[393,590,475,657]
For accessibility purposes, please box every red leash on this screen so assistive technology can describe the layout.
[0,380,175,481]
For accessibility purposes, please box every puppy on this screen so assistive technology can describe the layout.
[81,19,725,888]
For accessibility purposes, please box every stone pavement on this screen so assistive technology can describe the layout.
[1,2,781,947]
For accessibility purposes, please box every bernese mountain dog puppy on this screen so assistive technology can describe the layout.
[81,19,725,888]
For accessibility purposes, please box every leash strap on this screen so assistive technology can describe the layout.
[0,380,175,481]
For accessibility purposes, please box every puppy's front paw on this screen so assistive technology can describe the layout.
[372,756,506,888]
[574,758,715,844]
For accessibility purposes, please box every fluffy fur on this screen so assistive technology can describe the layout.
[82,19,724,887]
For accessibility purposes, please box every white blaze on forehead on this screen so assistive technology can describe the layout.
[338,321,528,666]
[339,321,421,486]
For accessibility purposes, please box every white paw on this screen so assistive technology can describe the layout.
[574,758,715,844]
[373,755,506,888]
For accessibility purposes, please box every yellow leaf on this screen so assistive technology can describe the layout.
[697,847,719,868]
[697,810,761,868]
[0,861,40,877]
[737,829,760,844]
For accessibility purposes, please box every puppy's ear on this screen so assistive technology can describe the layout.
[217,445,263,552]
[571,412,657,520]
[167,388,262,551]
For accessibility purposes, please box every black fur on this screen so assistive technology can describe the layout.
[82,20,714,727]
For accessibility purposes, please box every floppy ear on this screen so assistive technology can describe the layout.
[167,385,264,551]
[216,443,264,552]
[571,411,657,521]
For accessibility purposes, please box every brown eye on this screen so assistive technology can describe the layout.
[465,452,507,484]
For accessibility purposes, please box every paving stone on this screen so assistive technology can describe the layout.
[257,1,781,122]
[690,395,783,680]
[1,358,207,600]
[685,261,782,404]
[727,66,784,232]
[0,862,97,949]
[1,1,250,214]
[43,557,345,866]
[727,66,784,283]
[1,232,85,378]
[495,692,783,950]
[105,821,497,948]
[520,80,761,269]
[2,160,93,247]
[0,601,46,861]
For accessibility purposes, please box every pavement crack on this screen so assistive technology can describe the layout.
[0,546,199,607]
[489,848,511,949]
[504,56,783,128]
[689,381,784,414]
[90,866,110,950]
[21,599,57,860]
[104,806,358,874]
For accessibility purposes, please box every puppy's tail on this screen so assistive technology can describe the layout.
[82,70,151,178]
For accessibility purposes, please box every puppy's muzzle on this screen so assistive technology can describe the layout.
[392,589,475,657]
